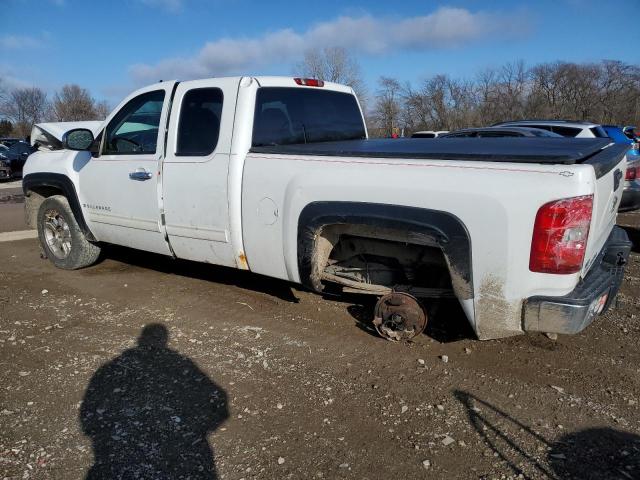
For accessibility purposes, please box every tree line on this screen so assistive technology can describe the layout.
[298,50,640,137]
[0,82,110,138]
[1,51,638,140]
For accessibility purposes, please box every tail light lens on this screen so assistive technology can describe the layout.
[294,78,324,87]
[530,195,593,274]
[626,167,637,181]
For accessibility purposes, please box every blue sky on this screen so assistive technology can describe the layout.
[2,0,639,103]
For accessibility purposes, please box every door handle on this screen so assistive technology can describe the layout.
[129,169,153,181]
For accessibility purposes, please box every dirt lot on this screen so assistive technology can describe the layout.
[1,187,639,479]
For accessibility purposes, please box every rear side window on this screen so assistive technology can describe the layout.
[252,87,365,146]
[177,88,223,156]
[550,126,582,137]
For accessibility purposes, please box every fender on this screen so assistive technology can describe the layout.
[297,201,473,300]
[22,172,96,241]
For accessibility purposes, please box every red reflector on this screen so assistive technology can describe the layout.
[294,77,324,87]
[626,167,637,180]
[529,195,593,274]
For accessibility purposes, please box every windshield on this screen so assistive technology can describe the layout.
[252,87,366,146]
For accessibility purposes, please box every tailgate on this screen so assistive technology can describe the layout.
[582,144,629,276]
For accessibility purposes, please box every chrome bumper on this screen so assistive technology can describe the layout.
[523,226,631,334]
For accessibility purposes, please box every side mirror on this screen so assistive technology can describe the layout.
[63,128,95,151]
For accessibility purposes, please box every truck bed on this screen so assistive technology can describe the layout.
[251,137,622,167]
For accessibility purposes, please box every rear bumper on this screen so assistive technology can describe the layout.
[523,226,631,334]
[619,179,640,212]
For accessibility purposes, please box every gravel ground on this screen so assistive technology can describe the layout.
[0,194,639,479]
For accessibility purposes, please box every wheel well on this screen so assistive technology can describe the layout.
[315,224,453,296]
[297,202,474,301]
[22,173,95,241]
[24,186,64,229]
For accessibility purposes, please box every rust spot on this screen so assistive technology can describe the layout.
[238,252,248,269]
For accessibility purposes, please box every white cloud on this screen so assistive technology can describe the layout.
[0,64,38,91]
[138,0,184,12]
[0,35,42,50]
[129,7,530,84]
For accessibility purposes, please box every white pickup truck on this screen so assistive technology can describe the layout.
[23,76,632,341]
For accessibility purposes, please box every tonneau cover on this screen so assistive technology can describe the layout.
[251,138,614,164]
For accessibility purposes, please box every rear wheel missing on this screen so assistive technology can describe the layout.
[373,292,427,341]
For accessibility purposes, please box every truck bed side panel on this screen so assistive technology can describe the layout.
[241,153,595,339]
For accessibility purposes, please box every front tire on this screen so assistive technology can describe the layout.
[37,195,100,270]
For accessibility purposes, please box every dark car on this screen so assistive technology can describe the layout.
[0,141,35,179]
[623,126,638,141]
[603,125,640,212]
[0,137,22,148]
[439,127,562,138]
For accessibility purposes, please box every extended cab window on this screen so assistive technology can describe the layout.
[177,88,223,156]
[103,90,165,155]
[252,87,365,146]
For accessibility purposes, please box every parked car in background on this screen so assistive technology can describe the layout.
[0,141,35,179]
[0,137,22,148]
[439,127,562,138]
[411,130,448,138]
[620,159,640,212]
[602,125,640,212]
[493,120,608,138]
[623,126,638,141]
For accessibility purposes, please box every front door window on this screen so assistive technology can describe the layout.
[102,90,165,155]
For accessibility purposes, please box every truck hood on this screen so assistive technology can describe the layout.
[31,121,103,150]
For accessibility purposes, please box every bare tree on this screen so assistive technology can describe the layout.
[298,47,363,87]
[297,47,368,110]
[0,87,50,138]
[371,77,403,137]
[0,119,12,137]
[94,100,111,120]
[52,84,100,121]
[0,77,8,105]
[383,59,640,136]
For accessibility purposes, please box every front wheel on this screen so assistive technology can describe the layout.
[37,195,101,270]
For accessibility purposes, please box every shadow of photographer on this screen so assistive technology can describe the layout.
[80,324,228,479]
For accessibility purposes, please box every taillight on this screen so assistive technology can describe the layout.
[626,167,637,180]
[294,78,324,87]
[530,195,593,274]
